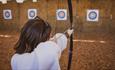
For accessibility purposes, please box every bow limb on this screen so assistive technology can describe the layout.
[67,0,73,70]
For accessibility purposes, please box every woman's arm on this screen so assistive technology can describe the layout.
[50,33,67,52]
[50,29,73,52]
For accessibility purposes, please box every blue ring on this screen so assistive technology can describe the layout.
[5,11,10,18]
[88,11,97,20]
[29,11,35,17]
[58,11,65,19]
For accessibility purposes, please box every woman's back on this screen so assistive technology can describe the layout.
[11,40,62,70]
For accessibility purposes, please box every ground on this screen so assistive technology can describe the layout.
[0,30,115,70]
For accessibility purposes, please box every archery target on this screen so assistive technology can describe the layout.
[3,10,12,19]
[56,9,67,20]
[28,9,37,19]
[87,9,99,21]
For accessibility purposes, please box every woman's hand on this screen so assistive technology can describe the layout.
[67,28,74,36]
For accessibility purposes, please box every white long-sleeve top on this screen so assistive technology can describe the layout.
[11,33,67,70]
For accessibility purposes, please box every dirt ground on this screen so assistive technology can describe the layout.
[0,30,115,70]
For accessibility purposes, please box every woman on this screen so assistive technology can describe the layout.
[11,16,73,70]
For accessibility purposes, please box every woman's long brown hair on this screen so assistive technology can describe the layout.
[14,16,51,54]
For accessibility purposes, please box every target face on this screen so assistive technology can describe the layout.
[29,10,35,18]
[87,10,99,22]
[28,9,37,19]
[56,9,67,20]
[89,11,97,20]
[3,10,12,19]
[5,11,10,18]
[58,11,65,18]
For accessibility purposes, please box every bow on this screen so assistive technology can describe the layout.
[67,0,73,70]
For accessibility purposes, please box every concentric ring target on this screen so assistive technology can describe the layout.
[5,11,10,18]
[58,11,65,19]
[29,10,35,18]
[88,11,97,20]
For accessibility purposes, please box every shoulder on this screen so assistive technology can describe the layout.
[36,41,60,50]
[11,54,18,61]
[11,54,18,65]
[34,41,61,56]
[11,54,21,62]
[11,53,30,62]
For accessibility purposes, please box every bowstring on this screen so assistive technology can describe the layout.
[54,0,59,43]
[53,0,61,42]
[53,0,67,42]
